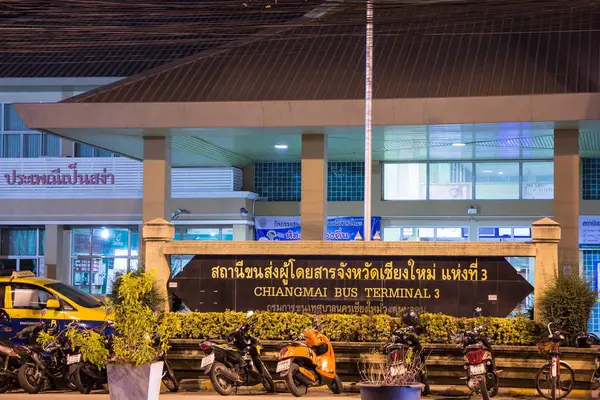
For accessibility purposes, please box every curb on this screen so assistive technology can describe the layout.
[179,379,596,398]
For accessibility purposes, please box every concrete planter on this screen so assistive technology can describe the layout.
[107,361,164,400]
[359,384,423,400]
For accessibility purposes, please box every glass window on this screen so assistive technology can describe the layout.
[522,161,553,199]
[3,105,31,131]
[0,229,37,256]
[71,228,92,256]
[475,162,520,199]
[2,134,20,158]
[179,228,220,241]
[39,230,45,256]
[436,227,469,241]
[11,284,57,310]
[130,231,139,257]
[74,143,113,157]
[19,259,37,275]
[383,163,427,200]
[45,282,102,309]
[0,260,16,272]
[91,228,129,257]
[22,133,41,158]
[429,162,473,200]
[42,134,61,157]
[222,229,234,241]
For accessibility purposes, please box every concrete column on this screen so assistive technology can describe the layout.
[301,134,327,240]
[44,225,64,280]
[532,217,561,321]
[233,224,252,240]
[143,136,172,223]
[553,129,579,272]
[142,218,175,310]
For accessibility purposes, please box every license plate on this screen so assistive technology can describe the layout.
[469,363,486,376]
[201,353,215,370]
[390,365,406,377]
[67,354,82,365]
[276,359,291,373]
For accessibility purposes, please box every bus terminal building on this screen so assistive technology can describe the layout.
[3,1,600,326]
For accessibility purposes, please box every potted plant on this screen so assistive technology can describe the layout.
[104,270,178,400]
[358,348,425,400]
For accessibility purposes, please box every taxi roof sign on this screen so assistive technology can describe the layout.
[9,271,35,281]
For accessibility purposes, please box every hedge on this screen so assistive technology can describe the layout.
[171,311,541,346]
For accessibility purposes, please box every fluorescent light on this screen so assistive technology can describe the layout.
[451,143,466,147]
[498,171,504,175]
[274,144,288,149]
[482,170,493,173]
[101,229,110,239]
[210,232,216,237]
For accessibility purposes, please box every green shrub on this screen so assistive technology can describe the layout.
[108,268,165,313]
[538,270,597,344]
[169,311,541,346]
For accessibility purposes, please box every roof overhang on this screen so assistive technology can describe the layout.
[14,93,600,165]
[15,93,600,130]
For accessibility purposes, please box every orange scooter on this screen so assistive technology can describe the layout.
[276,319,342,397]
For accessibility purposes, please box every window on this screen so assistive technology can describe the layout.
[0,227,44,276]
[383,226,468,241]
[45,282,102,309]
[11,284,57,310]
[174,227,235,241]
[74,143,113,158]
[1,104,60,158]
[71,227,138,294]
[383,163,427,200]
[429,162,473,199]
[522,161,553,199]
[475,162,520,199]
[477,227,532,242]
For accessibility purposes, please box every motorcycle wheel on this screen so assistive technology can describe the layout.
[487,372,499,398]
[259,360,274,393]
[478,376,490,400]
[285,363,308,397]
[210,362,236,396]
[162,360,179,393]
[74,364,96,394]
[327,373,343,394]
[17,363,44,394]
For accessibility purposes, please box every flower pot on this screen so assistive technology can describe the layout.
[359,384,423,400]
[107,361,164,400]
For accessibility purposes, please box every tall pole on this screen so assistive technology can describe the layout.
[364,0,373,241]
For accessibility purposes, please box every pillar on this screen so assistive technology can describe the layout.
[553,129,579,272]
[143,136,172,223]
[44,225,64,280]
[142,218,175,311]
[301,134,327,240]
[532,217,561,321]
[233,224,252,240]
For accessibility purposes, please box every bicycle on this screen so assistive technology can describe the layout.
[534,323,575,400]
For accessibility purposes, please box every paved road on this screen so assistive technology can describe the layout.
[3,390,541,400]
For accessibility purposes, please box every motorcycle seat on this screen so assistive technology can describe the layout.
[464,343,487,352]
[278,341,305,349]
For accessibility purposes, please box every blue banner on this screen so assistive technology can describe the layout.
[255,216,381,241]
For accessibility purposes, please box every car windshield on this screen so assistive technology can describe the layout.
[45,282,102,309]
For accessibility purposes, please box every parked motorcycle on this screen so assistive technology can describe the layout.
[16,307,78,394]
[383,309,430,395]
[452,308,499,400]
[277,317,342,397]
[576,332,600,388]
[200,310,273,396]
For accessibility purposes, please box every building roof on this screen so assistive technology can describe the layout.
[66,0,600,103]
[0,0,322,78]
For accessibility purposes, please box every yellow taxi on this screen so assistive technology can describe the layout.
[0,271,111,339]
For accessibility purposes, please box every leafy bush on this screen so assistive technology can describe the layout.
[109,271,177,365]
[538,270,597,344]
[64,325,109,368]
[108,269,165,313]
[169,311,541,346]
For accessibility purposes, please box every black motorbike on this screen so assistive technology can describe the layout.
[576,331,600,387]
[16,314,78,394]
[383,310,430,395]
[200,310,274,396]
[453,308,499,400]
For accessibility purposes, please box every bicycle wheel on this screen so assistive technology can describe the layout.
[535,361,575,400]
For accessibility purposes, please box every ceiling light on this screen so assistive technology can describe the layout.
[451,143,466,147]
[482,170,493,173]
[274,144,288,149]
[210,232,216,237]
[101,229,110,240]
[498,172,504,175]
